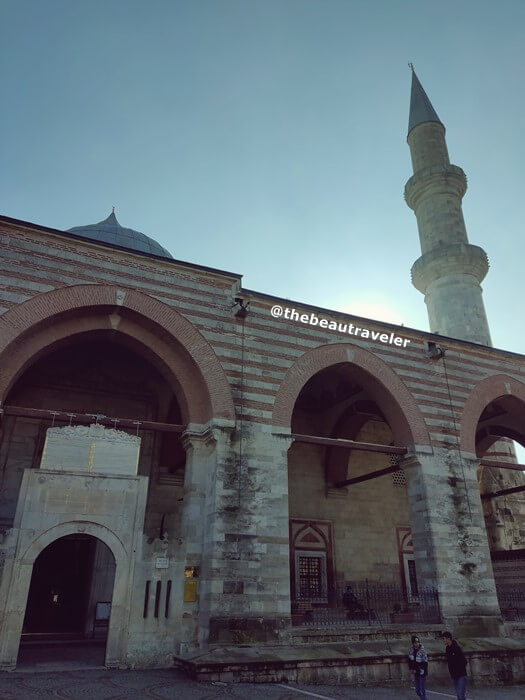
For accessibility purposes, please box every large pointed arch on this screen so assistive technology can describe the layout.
[459,374,525,455]
[272,342,430,446]
[0,284,235,424]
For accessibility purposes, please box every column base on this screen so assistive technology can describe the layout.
[208,616,291,645]
[452,615,506,638]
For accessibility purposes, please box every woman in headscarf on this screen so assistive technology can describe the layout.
[408,634,428,699]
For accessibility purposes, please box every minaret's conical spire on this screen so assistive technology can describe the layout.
[408,64,443,136]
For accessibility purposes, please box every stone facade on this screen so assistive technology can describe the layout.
[0,215,523,669]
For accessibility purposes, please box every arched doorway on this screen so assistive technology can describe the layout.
[18,534,116,668]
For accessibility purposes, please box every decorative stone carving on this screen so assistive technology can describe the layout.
[40,424,141,476]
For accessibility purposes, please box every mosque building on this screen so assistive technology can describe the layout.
[0,70,524,673]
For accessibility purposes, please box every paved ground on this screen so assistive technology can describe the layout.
[4,642,524,698]
[0,668,524,699]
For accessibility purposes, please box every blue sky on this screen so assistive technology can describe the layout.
[1,0,524,359]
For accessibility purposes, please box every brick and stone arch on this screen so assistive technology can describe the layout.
[0,284,235,425]
[459,374,525,456]
[272,342,430,447]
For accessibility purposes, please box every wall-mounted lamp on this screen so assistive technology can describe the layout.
[427,341,445,359]
[232,296,250,318]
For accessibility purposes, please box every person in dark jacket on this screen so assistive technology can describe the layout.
[442,631,468,700]
[408,635,428,699]
[342,585,363,616]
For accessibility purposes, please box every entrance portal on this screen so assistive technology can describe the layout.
[17,534,116,668]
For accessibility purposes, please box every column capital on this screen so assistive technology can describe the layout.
[182,420,236,452]
[270,427,294,450]
[326,486,348,499]
[459,454,482,474]
[399,450,428,471]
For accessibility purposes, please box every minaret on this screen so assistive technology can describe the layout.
[405,67,522,553]
[405,66,492,346]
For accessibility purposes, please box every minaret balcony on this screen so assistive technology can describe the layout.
[404,164,467,210]
[411,243,489,293]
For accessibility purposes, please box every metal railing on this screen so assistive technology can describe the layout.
[292,579,441,627]
[497,588,525,622]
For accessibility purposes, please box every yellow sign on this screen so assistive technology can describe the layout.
[183,579,197,603]
[87,442,96,472]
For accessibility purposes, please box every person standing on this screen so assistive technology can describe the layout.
[408,635,428,700]
[442,631,468,700]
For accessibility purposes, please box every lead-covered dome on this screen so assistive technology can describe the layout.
[67,211,173,258]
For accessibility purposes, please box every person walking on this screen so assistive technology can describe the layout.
[408,634,428,700]
[442,631,468,700]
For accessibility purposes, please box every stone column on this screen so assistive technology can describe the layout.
[403,447,503,637]
[177,421,231,651]
[179,421,292,648]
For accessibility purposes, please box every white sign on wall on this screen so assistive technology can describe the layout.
[40,424,141,476]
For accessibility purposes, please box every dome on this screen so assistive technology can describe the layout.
[67,211,173,259]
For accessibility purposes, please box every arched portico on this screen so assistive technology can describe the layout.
[459,374,525,604]
[276,343,431,617]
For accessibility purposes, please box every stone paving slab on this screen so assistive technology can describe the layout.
[175,638,525,686]
[16,640,105,671]
[177,636,525,665]
[0,668,524,699]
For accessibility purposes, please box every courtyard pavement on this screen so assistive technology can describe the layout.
[3,642,523,698]
[0,668,524,699]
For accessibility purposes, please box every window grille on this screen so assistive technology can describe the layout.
[299,556,323,599]
[392,470,406,486]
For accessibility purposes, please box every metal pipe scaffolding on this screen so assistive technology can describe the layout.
[0,405,185,433]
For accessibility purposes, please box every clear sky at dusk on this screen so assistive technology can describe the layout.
[1,0,524,360]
